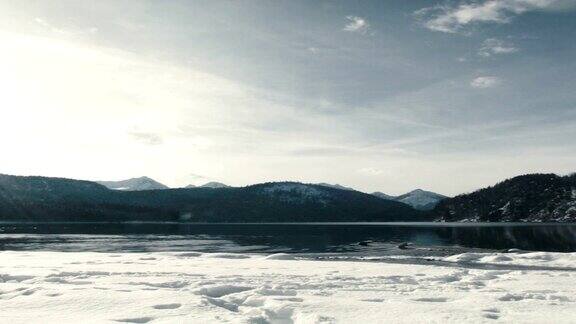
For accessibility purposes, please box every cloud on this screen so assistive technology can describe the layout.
[292,146,354,157]
[129,131,163,145]
[416,0,574,33]
[478,38,519,56]
[189,173,209,180]
[34,17,98,37]
[307,47,319,54]
[470,76,502,88]
[343,16,370,34]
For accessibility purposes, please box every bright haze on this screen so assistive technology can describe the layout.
[1,0,575,196]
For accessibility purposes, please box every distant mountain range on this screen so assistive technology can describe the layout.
[96,178,447,210]
[186,182,230,189]
[97,177,230,191]
[2,172,574,223]
[317,183,446,210]
[0,174,426,223]
[373,189,447,210]
[433,173,576,222]
[97,177,169,191]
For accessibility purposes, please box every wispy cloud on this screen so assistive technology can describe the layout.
[478,38,519,56]
[34,17,98,37]
[470,76,502,88]
[343,16,371,34]
[189,173,209,180]
[416,0,574,33]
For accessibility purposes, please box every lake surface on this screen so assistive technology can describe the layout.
[1,222,575,257]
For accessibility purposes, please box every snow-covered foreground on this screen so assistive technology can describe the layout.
[0,251,575,323]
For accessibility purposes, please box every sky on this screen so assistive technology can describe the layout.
[0,0,575,196]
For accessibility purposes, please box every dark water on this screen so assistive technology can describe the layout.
[0,222,575,257]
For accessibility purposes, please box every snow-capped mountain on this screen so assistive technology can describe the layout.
[0,175,427,222]
[96,176,169,191]
[318,183,446,210]
[184,182,229,189]
[371,191,396,200]
[3,172,575,223]
[395,189,447,211]
[371,189,447,210]
[249,182,424,221]
[199,182,229,188]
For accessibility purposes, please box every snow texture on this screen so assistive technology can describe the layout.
[0,251,574,323]
[97,177,169,191]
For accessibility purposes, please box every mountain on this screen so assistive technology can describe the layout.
[395,189,447,211]
[184,182,229,189]
[97,177,169,191]
[433,173,576,222]
[200,182,229,188]
[371,191,396,200]
[317,183,355,191]
[317,184,445,210]
[0,175,427,223]
[371,189,447,210]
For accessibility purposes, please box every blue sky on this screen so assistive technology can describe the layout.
[0,0,575,195]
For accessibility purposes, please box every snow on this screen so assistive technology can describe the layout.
[371,189,447,210]
[261,183,330,202]
[443,251,576,269]
[0,251,575,323]
[97,177,169,191]
[200,182,229,189]
[264,253,297,260]
[396,189,446,210]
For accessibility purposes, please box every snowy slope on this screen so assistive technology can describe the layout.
[0,251,574,323]
[371,189,447,210]
[434,173,576,222]
[316,182,446,210]
[395,189,447,210]
[317,183,356,191]
[199,182,230,188]
[371,191,396,200]
[97,177,169,191]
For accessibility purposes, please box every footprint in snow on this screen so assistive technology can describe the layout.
[45,293,61,297]
[483,313,500,320]
[412,297,449,302]
[114,317,154,323]
[152,303,181,310]
[361,298,384,303]
[482,308,500,320]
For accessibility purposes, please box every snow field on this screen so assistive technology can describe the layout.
[0,251,574,323]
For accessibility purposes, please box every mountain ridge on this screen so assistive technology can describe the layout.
[97,176,169,191]
[394,189,447,211]
[3,172,575,223]
[0,174,426,223]
[433,173,576,222]
[317,183,447,210]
